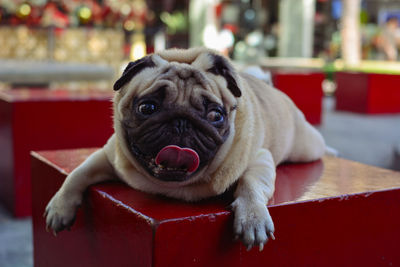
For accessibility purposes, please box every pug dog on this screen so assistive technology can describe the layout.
[45,47,327,251]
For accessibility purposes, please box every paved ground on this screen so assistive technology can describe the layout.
[1,96,399,266]
[0,205,32,267]
[318,97,400,170]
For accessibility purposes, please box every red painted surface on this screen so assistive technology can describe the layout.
[368,73,400,113]
[272,70,324,125]
[32,148,400,266]
[0,89,114,217]
[336,72,400,114]
[335,72,369,113]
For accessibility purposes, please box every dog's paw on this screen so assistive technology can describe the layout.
[231,198,275,251]
[44,192,81,235]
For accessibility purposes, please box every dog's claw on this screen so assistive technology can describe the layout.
[269,232,275,240]
[44,192,80,235]
[231,198,274,252]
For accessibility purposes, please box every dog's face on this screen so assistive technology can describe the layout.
[113,48,241,184]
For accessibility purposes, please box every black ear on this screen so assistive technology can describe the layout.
[207,54,242,97]
[113,56,156,91]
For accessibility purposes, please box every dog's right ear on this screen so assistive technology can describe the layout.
[207,54,242,97]
[113,56,156,91]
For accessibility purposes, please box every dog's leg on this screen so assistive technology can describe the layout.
[231,148,276,251]
[45,148,116,234]
[288,113,326,162]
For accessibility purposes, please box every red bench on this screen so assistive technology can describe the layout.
[271,70,324,125]
[32,148,400,266]
[0,89,113,217]
[336,71,400,114]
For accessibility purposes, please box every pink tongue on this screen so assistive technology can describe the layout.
[155,145,200,173]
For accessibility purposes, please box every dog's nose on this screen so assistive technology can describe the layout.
[172,118,191,134]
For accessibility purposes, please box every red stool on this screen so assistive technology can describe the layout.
[32,148,400,266]
[0,89,113,217]
[336,71,400,114]
[272,70,324,125]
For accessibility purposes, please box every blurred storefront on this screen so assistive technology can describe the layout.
[1,0,400,89]
[0,0,190,89]
[189,0,400,63]
[0,0,192,60]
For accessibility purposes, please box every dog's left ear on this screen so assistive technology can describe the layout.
[113,56,156,91]
[207,54,242,97]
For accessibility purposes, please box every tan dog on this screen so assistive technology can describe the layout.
[45,47,326,251]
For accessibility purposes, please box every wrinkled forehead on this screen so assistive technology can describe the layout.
[153,48,215,71]
[117,48,239,112]
[135,54,226,105]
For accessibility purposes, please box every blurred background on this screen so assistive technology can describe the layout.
[0,0,400,266]
[1,0,400,88]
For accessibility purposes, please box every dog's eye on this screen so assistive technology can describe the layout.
[207,110,224,123]
[138,102,158,115]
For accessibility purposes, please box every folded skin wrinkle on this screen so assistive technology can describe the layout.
[123,92,229,181]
